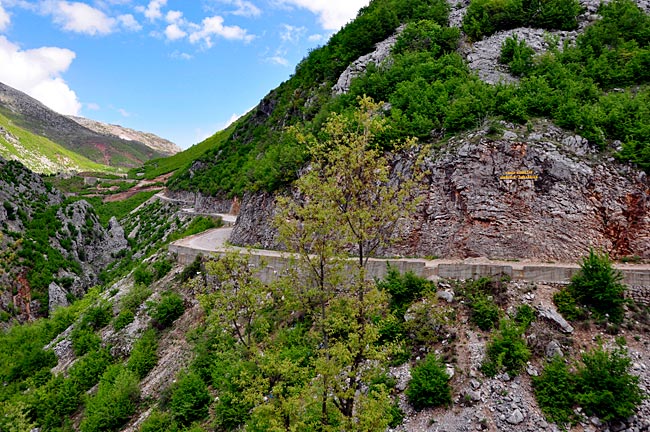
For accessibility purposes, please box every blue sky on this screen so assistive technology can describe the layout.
[0,0,370,148]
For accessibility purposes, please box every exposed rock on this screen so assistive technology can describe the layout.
[230,122,650,261]
[48,282,69,311]
[507,408,525,425]
[332,26,405,95]
[437,290,455,303]
[545,340,564,359]
[537,305,574,334]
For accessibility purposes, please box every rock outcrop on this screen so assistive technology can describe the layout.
[230,121,650,262]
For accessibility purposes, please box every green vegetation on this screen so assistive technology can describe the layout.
[80,365,140,432]
[499,35,535,76]
[534,346,644,425]
[168,216,222,242]
[127,329,159,379]
[406,353,452,409]
[133,124,235,179]
[169,371,211,426]
[0,111,120,174]
[86,190,158,226]
[377,265,436,316]
[481,318,531,377]
[147,292,185,329]
[555,249,627,323]
[462,0,581,41]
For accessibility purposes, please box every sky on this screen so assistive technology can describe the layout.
[0,0,370,148]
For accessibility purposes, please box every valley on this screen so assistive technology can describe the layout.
[1,0,650,431]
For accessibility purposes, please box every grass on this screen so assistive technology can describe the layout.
[0,112,120,174]
[85,190,158,226]
[130,124,235,180]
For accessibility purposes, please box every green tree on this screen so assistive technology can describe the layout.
[274,97,423,429]
[406,353,452,409]
[569,249,627,323]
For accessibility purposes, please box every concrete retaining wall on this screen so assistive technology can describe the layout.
[169,244,650,292]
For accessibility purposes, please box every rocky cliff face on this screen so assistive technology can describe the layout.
[0,157,129,317]
[230,121,650,261]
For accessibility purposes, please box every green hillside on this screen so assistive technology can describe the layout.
[168,0,650,197]
[131,123,236,180]
[0,112,120,174]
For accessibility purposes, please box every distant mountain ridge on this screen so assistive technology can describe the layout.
[0,82,170,169]
[67,116,181,156]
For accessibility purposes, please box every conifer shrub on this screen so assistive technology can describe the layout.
[138,410,178,432]
[481,318,530,377]
[81,303,112,330]
[470,294,501,331]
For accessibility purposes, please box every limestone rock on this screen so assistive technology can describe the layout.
[48,282,69,311]
[332,26,404,95]
[437,290,455,303]
[545,340,564,359]
[507,409,525,425]
[537,305,574,334]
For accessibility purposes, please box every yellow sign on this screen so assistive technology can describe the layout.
[499,170,538,180]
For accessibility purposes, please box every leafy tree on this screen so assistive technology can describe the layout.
[274,97,423,428]
[569,249,627,323]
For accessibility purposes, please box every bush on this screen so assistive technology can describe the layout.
[69,348,113,391]
[81,303,112,330]
[120,283,152,313]
[138,410,178,432]
[576,347,644,421]
[553,288,586,321]
[569,249,627,323]
[514,304,536,328]
[481,319,530,377]
[534,346,644,424]
[377,265,435,316]
[148,292,185,329]
[127,329,159,379]
[113,309,135,331]
[169,371,211,426]
[80,365,140,432]
[470,294,500,331]
[134,266,154,286]
[533,356,578,425]
[499,35,535,76]
[153,259,173,280]
[406,353,452,409]
[71,328,101,356]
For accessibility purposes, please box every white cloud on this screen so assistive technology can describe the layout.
[41,1,116,35]
[118,108,130,117]
[136,0,166,22]
[170,50,192,60]
[220,0,261,17]
[164,23,186,40]
[266,55,288,66]
[86,102,100,110]
[189,15,254,48]
[0,35,81,115]
[278,0,369,30]
[0,3,10,32]
[308,33,324,43]
[118,14,142,31]
[165,10,182,23]
[280,24,305,43]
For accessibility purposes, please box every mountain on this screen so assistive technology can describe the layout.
[0,111,119,174]
[168,0,650,261]
[67,116,181,157]
[0,82,169,169]
[1,2,650,432]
